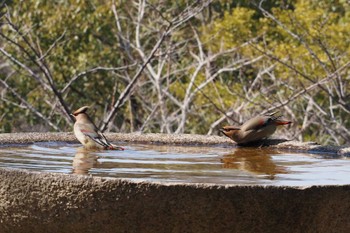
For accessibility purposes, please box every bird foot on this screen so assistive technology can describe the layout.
[108,146,125,150]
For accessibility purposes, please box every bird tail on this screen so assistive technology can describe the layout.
[108,143,125,150]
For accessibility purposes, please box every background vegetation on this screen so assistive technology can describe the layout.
[1,0,350,145]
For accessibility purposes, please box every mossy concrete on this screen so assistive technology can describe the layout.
[0,132,350,233]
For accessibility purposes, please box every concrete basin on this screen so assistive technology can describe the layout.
[0,132,350,233]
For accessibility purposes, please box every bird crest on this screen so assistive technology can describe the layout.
[73,106,90,116]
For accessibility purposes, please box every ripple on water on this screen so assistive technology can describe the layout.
[0,142,349,186]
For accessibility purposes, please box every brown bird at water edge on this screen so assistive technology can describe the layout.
[220,113,292,145]
[71,106,124,150]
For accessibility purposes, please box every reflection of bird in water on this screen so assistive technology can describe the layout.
[220,148,287,180]
[72,147,99,175]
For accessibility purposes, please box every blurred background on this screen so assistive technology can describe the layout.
[1,0,350,145]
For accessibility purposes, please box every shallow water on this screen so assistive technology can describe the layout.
[0,142,349,186]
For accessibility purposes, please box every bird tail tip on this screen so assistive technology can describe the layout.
[275,120,292,125]
[108,144,125,150]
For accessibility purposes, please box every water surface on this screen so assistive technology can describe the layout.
[0,142,349,186]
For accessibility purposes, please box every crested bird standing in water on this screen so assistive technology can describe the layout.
[72,106,124,150]
[220,113,291,144]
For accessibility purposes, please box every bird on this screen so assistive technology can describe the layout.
[71,106,124,150]
[220,112,292,144]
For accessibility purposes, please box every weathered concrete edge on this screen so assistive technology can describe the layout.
[1,132,350,156]
[1,167,350,233]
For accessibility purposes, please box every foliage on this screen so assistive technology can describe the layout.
[1,0,350,145]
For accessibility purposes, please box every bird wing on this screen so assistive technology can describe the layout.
[244,113,284,132]
[242,116,267,131]
[264,112,283,121]
[76,123,111,148]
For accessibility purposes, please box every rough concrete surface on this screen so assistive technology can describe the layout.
[1,168,350,233]
[0,133,350,233]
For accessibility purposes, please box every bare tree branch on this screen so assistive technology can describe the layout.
[2,15,73,123]
[0,76,60,131]
[60,64,136,94]
[261,61,350,114]
[100,23,173,132]
[37,29,67,61]
[100,0,213,132]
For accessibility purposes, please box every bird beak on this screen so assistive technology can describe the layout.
[219,127,240,135]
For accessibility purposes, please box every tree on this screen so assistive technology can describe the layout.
[201,0,350,144]
[1,0,350,145]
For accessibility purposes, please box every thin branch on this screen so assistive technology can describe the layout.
[0,78,61,131]
[0,47,50,89]
[60,64,136,94]
[261,61,350,114]
[171,0,213,30]
[100,23,173,132]
[138,104,159,132]
[4,15,73,122]
[100,1,213,132]
[207,103,246,135]
[189,56,264,102]
[38,29,67,61]
[249,41,332,96]
[258,0,329,73]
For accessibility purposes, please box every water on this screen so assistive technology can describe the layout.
[0,142,349,186]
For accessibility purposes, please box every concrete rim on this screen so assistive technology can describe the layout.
[1,132,350,156]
